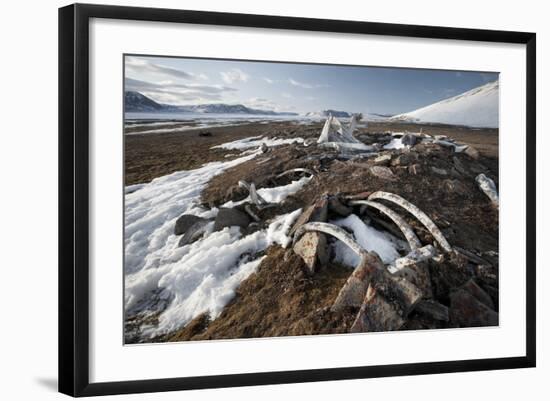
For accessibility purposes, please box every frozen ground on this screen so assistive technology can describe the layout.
[124,144,309,338]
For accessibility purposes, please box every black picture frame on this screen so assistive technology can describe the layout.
[59,3,536,397]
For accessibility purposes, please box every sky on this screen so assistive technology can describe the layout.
[124,55,498,116]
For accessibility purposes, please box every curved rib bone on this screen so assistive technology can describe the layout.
[293,222,366,259]
[276,168,315,179]
[368,191,452,253]
[349,200,422,251]
[238,180,268,206]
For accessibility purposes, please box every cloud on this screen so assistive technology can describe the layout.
[220,68,249,84]
[125,77,238,105]
[263,77,275,84]
[288,78,329,89]
[281,92,293,99]
[126,57,199,80]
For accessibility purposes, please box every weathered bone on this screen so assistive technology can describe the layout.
[387,245,437,274]
[293,222,424,319]
[319,142,374,152]
[243,204,261,222]
[238,180,268,206]
[368,191,452,252]
[434,139,468,153]
[275,168,315,179]
[293,222,365,257]
[317,114,374,152]
[349,200,422,250]
[475,173,499,208]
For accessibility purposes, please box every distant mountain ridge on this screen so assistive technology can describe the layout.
[125,91,164,112]
[305,110,352,118]
[125,91,298,115]
[390,81,499,128]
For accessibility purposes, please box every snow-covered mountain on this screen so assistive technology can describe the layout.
[390,81,499,128]
[124,91,298,115]
[125,91,165,112]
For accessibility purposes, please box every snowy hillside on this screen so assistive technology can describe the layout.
[391,81,499,128]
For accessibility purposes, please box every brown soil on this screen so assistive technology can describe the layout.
[125,121,497,186]
[124,121,318,185]
[164,246,357,342]
[125,119,499,343]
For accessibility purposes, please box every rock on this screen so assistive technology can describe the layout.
[443,179,468,195]
[289,197,328,236]
[350,285,406,332]
[460,278,495,310]
[332,252,382,312]
[415,300,449,321]
[431,167,448,176]
[328,196,352,216]
[391,152,418,166]
[428,253,472,303]
[475,264,498,287]
[290,197,330,274]
[178,219,211,246]
[345,191,372,200]
[225,184,248,203]
[174,214,206,236]
[198,131,212,137]
[401,133,417,147]
[213,208,250,231]
[369,166,396,181]
[453,156,469,175]
[293,231,328,274]
[464,145,480,160]
[449,288,498,327]
[338,252,424,332]
[260,143,269,153]
[373,154,392,166]
[481,284,499,312]
[393,261,433,298]
[350,273,423,332]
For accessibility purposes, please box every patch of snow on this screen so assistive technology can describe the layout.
[212,136,304,150]
[223,176,312,208]
[124,152,303,338]
[125,152,259,276]
[128,209,302,338]
[330,214,401,266]
[125,122,243,135]
[383,137,406,150]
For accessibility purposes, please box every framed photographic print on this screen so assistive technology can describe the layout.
[58,3,536,397]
